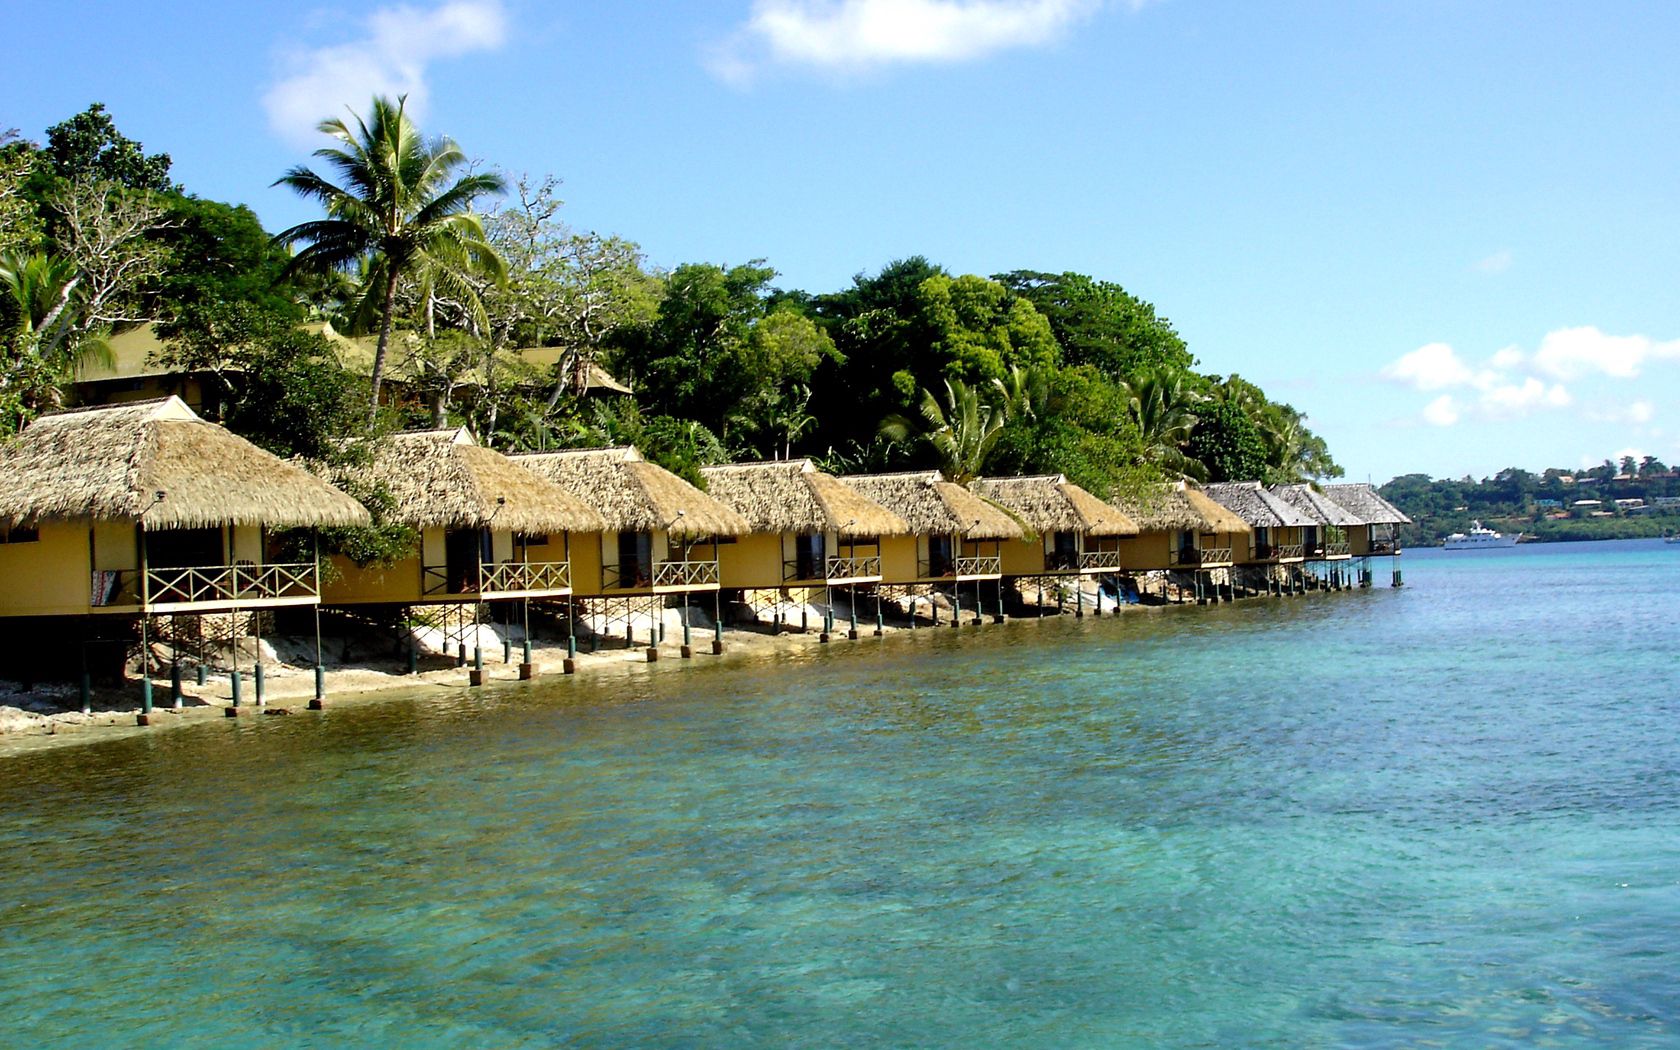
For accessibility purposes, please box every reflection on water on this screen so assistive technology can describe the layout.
[0,541,1676,1047]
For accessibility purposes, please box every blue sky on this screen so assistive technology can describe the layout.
[8,1,1679,483]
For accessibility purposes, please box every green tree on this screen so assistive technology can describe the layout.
[915,273,1059,385]
[40,103,174,193]
[1187,399,1268,482]
[273,95,506,415]
[995,270,1194,381]
[1122,369,1204,479]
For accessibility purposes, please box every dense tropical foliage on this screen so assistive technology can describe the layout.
[0,100,1344,505]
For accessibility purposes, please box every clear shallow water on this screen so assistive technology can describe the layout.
[1,540,1677,1047]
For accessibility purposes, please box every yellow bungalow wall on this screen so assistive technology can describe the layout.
[1118,530,1173,571]
[719,531,785,590]
[0,522,95,617]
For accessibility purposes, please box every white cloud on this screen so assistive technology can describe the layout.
[1475,249,1513,275]
[1422,395,1460,427]
[1584,399,1656,425]
[1489,345,1524,370]
[1380,342,1478,391]
[711,0,1108,81]
[1479,377,1571,418]
[1532,325,1680,381]
[264,0,507,146]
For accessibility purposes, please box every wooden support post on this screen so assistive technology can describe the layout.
[171,658,182,709]
[311,664,325,709]
[229,669,241,709]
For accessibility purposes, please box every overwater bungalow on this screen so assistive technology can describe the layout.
[321,428,603,611]
[0,397,369,708]
[968,475,1138,611]
[1204,481,1315,593]
[1321,483,1412,585]
[699,460,910,634]
[511,447,749,651]
[837,471,1024,623]
[1106,484,1250,602]
[1270,483,1361,586]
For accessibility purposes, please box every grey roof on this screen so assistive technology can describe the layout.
[1320,483,1413,525]
[1270,483,1363,527]
[1203,481,1315,528]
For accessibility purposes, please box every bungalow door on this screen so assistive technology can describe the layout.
[1051,531,1078,570]
[1301,525,1319,556]
[618,530,652,588]
[927,534,954,578]
[445,528,487,594]
[795,532,825,580]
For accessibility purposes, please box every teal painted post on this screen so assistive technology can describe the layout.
[456,643,467,667]
[170,659,182,708]
[714,620,724,647]
[314,664,325,702]
[850,598,858,634]
[141,674,153,713]
[952,588,961,628]
[524,639,533,664]
[230,669,241,708]
[196,663,207,686]
[474,646,483,672]
[1076,584,1084,618]
[683,612,692,649]
[874,600,883,635]
[254,661,265,706]
[504,634,512,664]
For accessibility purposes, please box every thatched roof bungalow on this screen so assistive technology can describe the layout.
[700,460,909,588]
[0,397,368,617]
[323,428,603,604]
[512,447,748,595]
[1203,481,1315,564]
[1321,483,1412,557]
[969,475,1137,576]
[1270,483,1362,559]
[1105,483,1250,571]
[838,471,1022,583]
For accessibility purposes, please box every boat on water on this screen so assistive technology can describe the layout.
[1664,533,1680,545]
[1442,521,1520,550]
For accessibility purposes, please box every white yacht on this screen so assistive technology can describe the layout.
[1443,521,1519,549]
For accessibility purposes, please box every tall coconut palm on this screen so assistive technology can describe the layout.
[273,95,506,415]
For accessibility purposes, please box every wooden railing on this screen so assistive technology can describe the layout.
[1047,550,1122,571]
[1367,538,1402,555]
[1317,541,1351,558]
[1275,543,1304,560]
[919,555,1003,578]
[480,560,571,593]
[654,559,720,588]
[826,554,881,579]
[94,563,319,608]
[1173,547,1232,567]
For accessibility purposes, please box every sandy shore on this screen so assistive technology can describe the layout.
[0,606,1067,757]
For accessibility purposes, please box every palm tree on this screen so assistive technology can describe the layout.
[0,250,114,428]
[273,95,506,415]
[1122,370,1205,480]
[881,377,1008,484]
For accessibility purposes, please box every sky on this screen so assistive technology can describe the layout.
[7,0,1679,484]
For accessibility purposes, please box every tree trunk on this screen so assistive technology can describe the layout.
[368,269,400,422]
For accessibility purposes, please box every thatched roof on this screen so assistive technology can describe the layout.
[701,460,910,537]
[513,447,748,538]
[0,397,370,530]
[366,429,605,533]
[970,475,1138,537]
[838,471,1024,540]
[1270,483,1363,527]
[1109,483,1252,534]
[1204,482,1315,528]
[1321,483,1413,525]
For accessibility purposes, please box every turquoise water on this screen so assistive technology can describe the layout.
[1,540,1676,1047]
